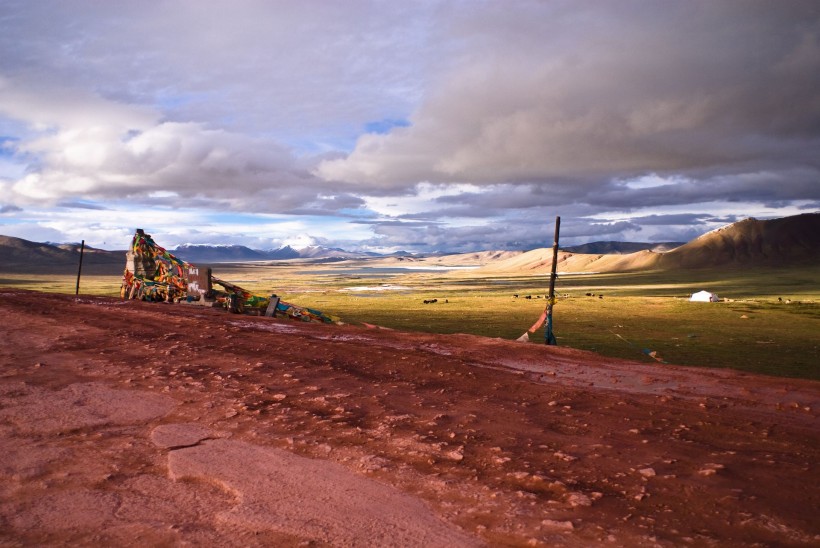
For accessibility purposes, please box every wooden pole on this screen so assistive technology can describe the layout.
[75,240,85,296]
[545,217,560,345]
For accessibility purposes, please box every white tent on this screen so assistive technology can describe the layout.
[690,290,719,302]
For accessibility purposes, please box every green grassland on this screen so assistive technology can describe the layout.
[2,264,818,380]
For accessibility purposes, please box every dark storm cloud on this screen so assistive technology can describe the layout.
[319,1,820,215]
[283,194,368,217]
[57,201,108,210]
[0,204,22,214]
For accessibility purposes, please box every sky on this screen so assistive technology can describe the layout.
[0,1,818,253]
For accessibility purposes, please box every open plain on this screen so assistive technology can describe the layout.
[1,288,818,546]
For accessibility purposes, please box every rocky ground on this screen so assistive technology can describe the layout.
[0,289,818,546]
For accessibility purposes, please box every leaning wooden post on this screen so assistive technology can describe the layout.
[75,239,85,296]
[545,217,560,345]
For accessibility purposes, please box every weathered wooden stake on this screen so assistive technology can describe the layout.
[265,295,281,317]
[75,240,85,296]
[545,217,560,345]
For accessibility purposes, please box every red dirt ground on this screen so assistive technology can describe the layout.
[0,289,818,546]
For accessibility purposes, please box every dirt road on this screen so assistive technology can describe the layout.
[0,289,817,546]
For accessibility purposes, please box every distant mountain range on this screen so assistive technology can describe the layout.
[1,213,817,275]
[171,243,300,263]
[169,243,378,263]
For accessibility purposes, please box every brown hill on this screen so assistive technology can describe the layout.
[476,248,661,274]
[476,213,820,274]
[563,241,684,254]
[655,213,820,269]
[0,235,123,274]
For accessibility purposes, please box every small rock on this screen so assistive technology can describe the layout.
[553,451,578,462]
[638,467,656,478]
[698,463,724,476]
[566,492,592,507]
[542,519,574,531]
[272,393,287,401]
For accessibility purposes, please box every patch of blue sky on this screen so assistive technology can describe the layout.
[155,89,202,111]
[364,118,410,134]
[121,129,142,142]
[338,207,378,219]
[0,135,20,155]
[258,117,412,156]
[0,157,27,180]
[282,134,358,156]
[0,115,28,139]
[203,211,285,225]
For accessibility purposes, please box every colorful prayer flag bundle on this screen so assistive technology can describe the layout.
[121,229,337,323]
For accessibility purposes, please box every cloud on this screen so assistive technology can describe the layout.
[56,201,108,210]
[0,1,434,150]
[0,1,818,252]
[627,214,713,227]
[1,78,342,211]
[0,1,442,217]
[0,204,22,214]
[317,1,820,194]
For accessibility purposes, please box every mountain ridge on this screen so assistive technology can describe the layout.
[478,213,820,274]
[2,213,817,274]
[563,241,685,254]
[654,214,820,269]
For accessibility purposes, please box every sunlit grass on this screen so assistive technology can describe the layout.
[2,264,818,380]
[0,274,124,296]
